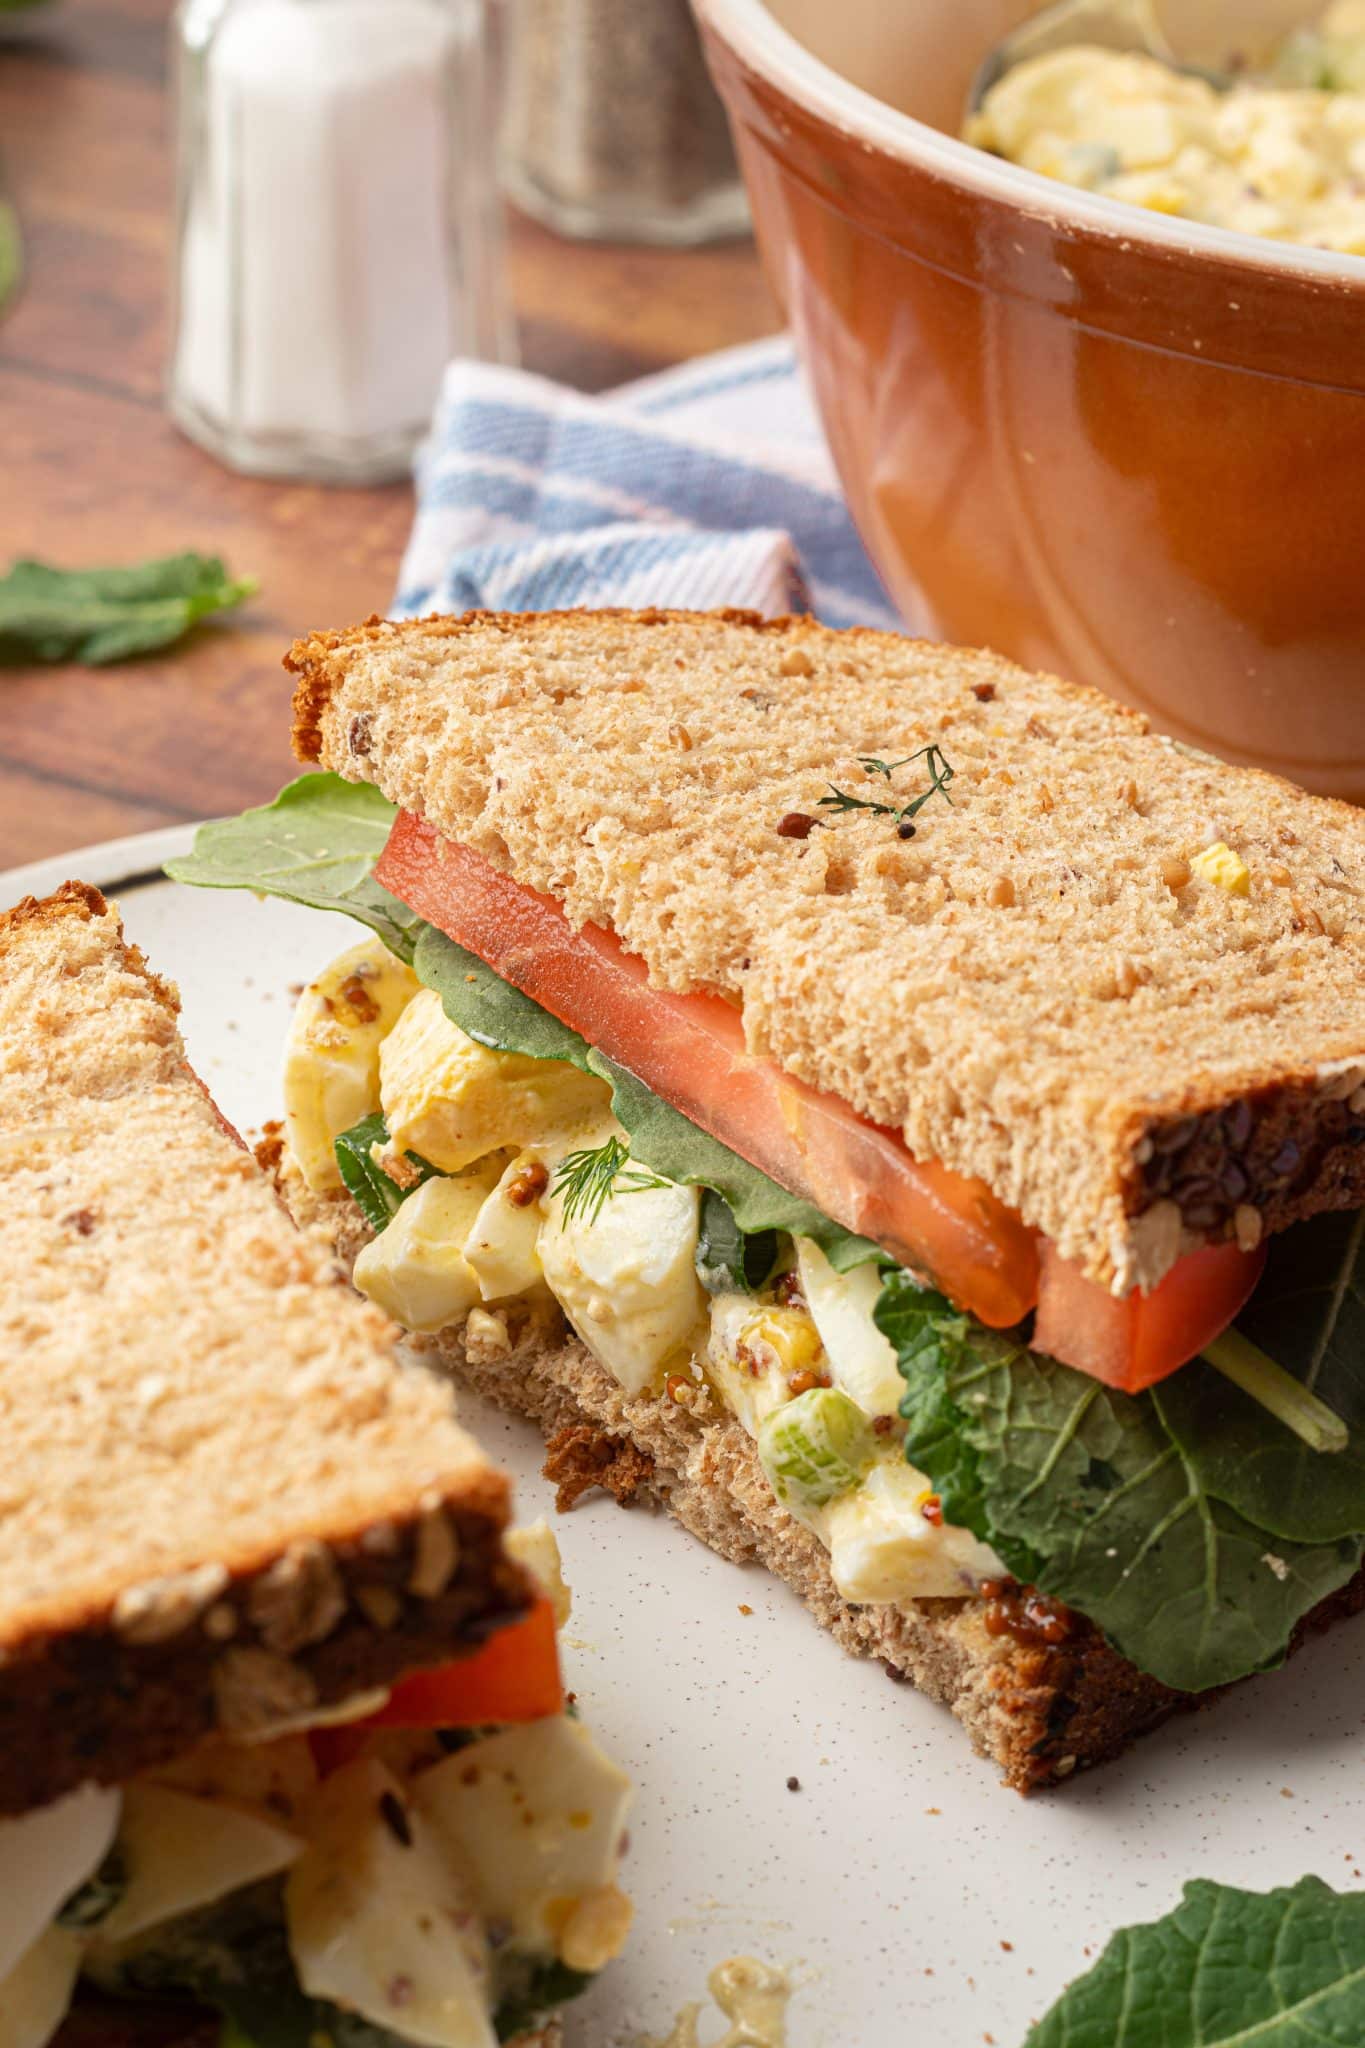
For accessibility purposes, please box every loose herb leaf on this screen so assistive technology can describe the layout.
[1025,1877,1365,2047]
[1163,1209,1365,1544]
[696,1187,780,1295]
[818,744,955,836]
[879,1270,1365,1693]
[0,552,256,664]
[166,773,423,964]
[333,1112,442,1234]
[553,1135,670,1227]
[415,927,880,1273]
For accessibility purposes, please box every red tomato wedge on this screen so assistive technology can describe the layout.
[1032,1237,1268,1393]
[376,811,1041,1330]
[309,1597,563,1772]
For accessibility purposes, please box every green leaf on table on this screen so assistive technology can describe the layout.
[878,1268,1365,1693]
[1159,1209,1365,1544]
[1025,1876,1365,2046]
[0,552,256,664]
[165,772,424,964]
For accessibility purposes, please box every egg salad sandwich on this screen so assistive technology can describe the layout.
[170,608,1365,1790]
[0,881,631,2048]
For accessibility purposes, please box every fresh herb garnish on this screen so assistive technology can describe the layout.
[1025,1876,1365,2046]
[818,744,955,839]
[553,1135,670,1227]
[878,1264,1365,1695]
[334,1111,442,1233]
[0,551,256,664]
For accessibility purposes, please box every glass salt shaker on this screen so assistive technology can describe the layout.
[501,0,748,245]
[168,0,517,484]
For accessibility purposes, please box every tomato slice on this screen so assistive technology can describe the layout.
[308,1597,563,1773]
[1032,1237,1268,1393]
[375,811,1041,1330]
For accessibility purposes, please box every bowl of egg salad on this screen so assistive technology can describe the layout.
[694,0,1365,800]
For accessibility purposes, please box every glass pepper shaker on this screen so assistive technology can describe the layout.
[501,0,748,245]
[168,0,517,484]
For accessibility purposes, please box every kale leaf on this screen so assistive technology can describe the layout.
[166,773,423,964]
[1025,1876,1365,2046]
[0,552,255,664]
[1157,1209,1365,1545]
[878,1268,1365,1693]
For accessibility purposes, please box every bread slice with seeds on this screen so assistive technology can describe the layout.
[0,882,530,1819]
[288,607,1365,1293]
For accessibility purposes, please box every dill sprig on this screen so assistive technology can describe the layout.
[552,1136,671,1227]
[818,744,955,839]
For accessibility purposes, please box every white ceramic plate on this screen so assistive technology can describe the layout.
[8,829,1364,2048]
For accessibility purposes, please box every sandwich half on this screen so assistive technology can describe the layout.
[1,882,631,2048]
[171,608,1365,1789]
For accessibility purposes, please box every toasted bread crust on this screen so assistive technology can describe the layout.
[286,1165,1365,1790]
[286,609,1365,1292]
[0,886,531,1816]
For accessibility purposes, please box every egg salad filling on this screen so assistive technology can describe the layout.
[967,0,1365,252]
[284,940,1003,1609]
[1,1526,631,2048]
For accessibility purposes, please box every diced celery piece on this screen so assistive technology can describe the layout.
[758,1388,874,1511]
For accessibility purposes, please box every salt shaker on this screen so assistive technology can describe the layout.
[501,0,748,244]
[168,0,516,484]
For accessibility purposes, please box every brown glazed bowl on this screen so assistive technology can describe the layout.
[695,0,1365,801]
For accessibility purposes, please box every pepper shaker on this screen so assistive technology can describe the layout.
[168,0,517,484]
[501,0,748,244]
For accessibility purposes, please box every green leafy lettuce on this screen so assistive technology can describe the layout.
[695,1187,780,1295]
[879,1269,1365,1694]
[1025,1877,1365,2046]
[0,552,256,664]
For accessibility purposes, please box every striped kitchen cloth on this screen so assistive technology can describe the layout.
[394,336,901,632]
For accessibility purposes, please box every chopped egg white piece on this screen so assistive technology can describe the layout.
[0,1925,82,2048]
[353,1164,502,1333]
[414,1718,633,1965]
[706,1294,793,1438]
[0,1782,120,1983]
[283,937,419,1192]
[462,1148,557,1301]
[795,1240,904,1417]
[505,1519,572,1628]
[91,1782,304,1948]
[287,1758,495,2048]
[822,1458,1002,1603]
[380,991,611,1173]
[538,1172,704,1396]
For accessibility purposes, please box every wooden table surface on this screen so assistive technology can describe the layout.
[0,0,778,869]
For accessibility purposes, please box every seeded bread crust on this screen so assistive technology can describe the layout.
[0,884,532,1818]
[287,608,1365,1294]
[280,1157,1365,1790]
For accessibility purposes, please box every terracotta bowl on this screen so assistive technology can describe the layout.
[695,0,1365,801]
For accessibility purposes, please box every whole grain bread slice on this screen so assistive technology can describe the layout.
[277,1155,1365,1791]
[0,884,531,1819]
[288,608,1365,1293]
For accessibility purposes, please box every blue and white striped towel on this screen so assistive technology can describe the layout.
[395,336,902,632]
